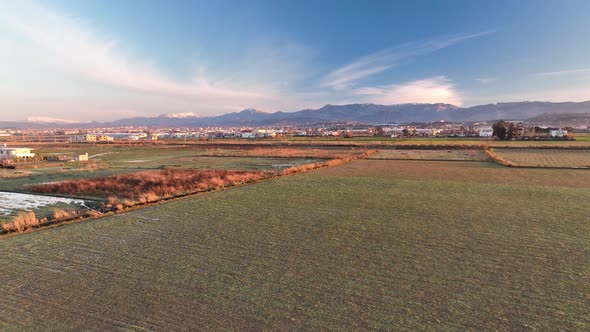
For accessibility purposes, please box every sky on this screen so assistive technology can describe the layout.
[1,0,589,122]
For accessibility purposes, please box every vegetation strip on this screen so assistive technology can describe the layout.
[484,148,519,167]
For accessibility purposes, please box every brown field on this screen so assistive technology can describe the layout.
[491,148,590,168]
[368,149,488,161]
[197,147,368,159]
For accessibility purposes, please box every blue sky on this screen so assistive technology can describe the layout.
[1,0,589,122]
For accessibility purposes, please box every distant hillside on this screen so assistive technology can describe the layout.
[109,101,590,127]
[526,112,590,127]
[3,101,590,129]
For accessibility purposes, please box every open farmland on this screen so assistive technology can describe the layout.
[491,148,590,168]
[0,145,324,193]
[1,159,588,330]
[368,149,488,161]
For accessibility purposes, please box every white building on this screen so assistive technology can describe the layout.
[0,145,35,160]
[241,131,256,139]
[478,127,494,137]
[74,153,89,162]
[550,129,567,137]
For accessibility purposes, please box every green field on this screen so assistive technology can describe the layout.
[1,159,588,330]
[492,148,590,168]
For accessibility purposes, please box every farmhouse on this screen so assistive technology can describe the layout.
[0,145,35,160]
[550,128,567,137]
[478,127,494,137]
[75,153,89,162]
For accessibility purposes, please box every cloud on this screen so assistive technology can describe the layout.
[353,76,463,105]
[476,77,497,84]
[320,31,493,90]
[0,2,263,100]
[26,116,82,124]
[533,68,590,77]
[0,1,320,120]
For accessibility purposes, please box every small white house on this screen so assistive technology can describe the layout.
[550,129,567,137]
[478,127,494,137]
[0,145,35,160]
[74,153,89,162]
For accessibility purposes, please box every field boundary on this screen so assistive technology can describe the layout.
[484,148,519,167]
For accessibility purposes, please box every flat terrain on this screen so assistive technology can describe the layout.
[368,149,488,161]
[492,148,590,168]
[0,146,321,193]
[1,159,588,330]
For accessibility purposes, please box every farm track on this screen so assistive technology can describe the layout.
[0,159,588,330]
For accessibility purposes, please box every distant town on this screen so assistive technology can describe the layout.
[0,119,584,146]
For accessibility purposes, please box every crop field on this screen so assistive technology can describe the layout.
[0,145,330,230]
[0,146,322,193]
[368,149,488,161]
[492,148,590,168]
[34,145,324,170]
[197,147,365,159]
[0,159,588,330]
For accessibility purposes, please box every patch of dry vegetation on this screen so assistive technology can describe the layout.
[1,208,100,235]
[31,169,269,206]
[484,148,519,167]
[1,211,42,233]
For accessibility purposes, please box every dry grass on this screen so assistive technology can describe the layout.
[484,148,519,167]
[30,169,270,208]
[1,211,41,233]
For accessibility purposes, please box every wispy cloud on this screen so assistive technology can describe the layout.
[353,76,462,106]
[476,77,497,84]
[26,116,82,124]
[533,68,590,77]
[0,1,322,120]
[320,31,493,90]
[0,2,262,100]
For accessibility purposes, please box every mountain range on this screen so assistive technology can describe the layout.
[2,101,590,129]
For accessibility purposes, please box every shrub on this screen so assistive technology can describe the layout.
[4,211,39,233]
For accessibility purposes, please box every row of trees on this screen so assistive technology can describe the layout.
[492,120,572,140]
[491,120,522,140]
